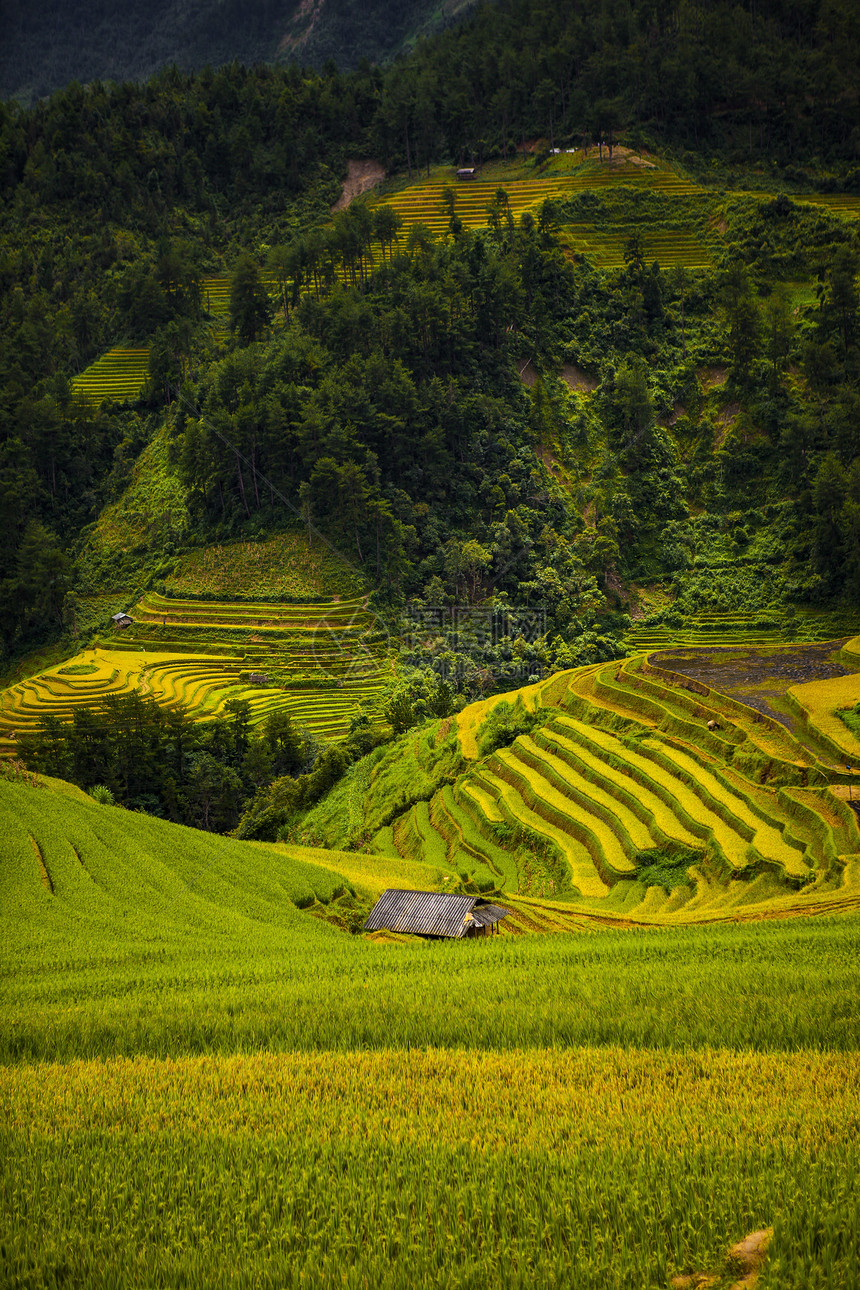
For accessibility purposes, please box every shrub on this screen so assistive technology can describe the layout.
[477,697,541,757]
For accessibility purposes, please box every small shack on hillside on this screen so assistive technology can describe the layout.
[364,889,510,938]
[111,612,133,629]
[456,167,477,180]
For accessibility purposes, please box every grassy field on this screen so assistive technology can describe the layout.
[1,770,859,1287]
[168,531,366,600]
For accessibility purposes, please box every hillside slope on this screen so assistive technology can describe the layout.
[296,646,860,922]
[0,0,480,104]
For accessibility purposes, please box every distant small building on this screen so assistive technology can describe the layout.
[364,889,510,938]
[249,673,269,685]
[111,612,133,629]
[456,167,477,180]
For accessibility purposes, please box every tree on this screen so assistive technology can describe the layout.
[763,284,795,387]
[719,261,761,385]
[229,254,272,343]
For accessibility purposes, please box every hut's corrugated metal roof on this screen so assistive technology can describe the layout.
[468,904,510,927]
[364,890,510,937]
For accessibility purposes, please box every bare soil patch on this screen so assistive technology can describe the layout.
[659,402,687,428]
[655,641,852,736]
[714,399,741,447]
[604,144,656,168]
[560,362,598,392]
[332,160,386,213]
[671,1227,772,1290]
[518,359,538,387]
[279,0,323,52]
[699,367,729,391]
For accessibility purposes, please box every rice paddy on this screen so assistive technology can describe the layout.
[315,647,860,924]
[0,588,389,753]
[1,764,859,1287]
[70,346,150,404]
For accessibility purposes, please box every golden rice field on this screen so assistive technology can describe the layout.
[786,672,860,765]
[1,1046,857,1288]
[328,646,860,923]
[0,589,389,754]
[373,156,710,267]
[70,346,150,403]
[1,760,860,1287]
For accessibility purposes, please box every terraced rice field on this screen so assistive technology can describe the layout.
[368,650,860,923]
[376,160,700,239]
[372,160,711,267]
[0,593,389,753]
[201,273,284,318]
[796,193,860,218]
[624,607,860,651]
[786,672,860,764]
[561,223,709,268]
[71,346,150,404]
[625,611,789,651]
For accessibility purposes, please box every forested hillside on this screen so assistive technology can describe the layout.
[0,0,480,105]
[0,0,859,725]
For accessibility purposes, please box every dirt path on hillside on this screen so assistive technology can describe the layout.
[332,160,386,212]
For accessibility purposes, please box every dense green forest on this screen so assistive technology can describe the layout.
[1,0,860,830]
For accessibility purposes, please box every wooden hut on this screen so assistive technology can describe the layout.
[456,167,477,180]
[364,889,510,938]
[111,612,133,629]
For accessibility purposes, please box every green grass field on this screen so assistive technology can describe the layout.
[1,770,859,1287]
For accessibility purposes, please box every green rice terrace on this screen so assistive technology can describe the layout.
[70,346,151,404]
[69,150,860,410]
[295,638,860,932]
[0,589,389,754]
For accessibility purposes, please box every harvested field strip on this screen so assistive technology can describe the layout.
[642,661,817,767]
[473,765,608,899]
[496,740,640,876]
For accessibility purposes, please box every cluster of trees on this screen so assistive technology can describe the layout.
[1,0,469,105]
[18,691,384,830]
[179,210,635,643]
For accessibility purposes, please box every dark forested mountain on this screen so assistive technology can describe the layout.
[0,0,481,105]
